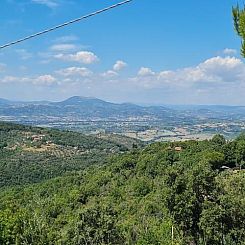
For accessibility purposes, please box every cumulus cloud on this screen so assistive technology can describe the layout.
[1,74,57,86]
[2,56,244,90]
[223,48,237,55]
[138,67,155,77]
[101,70,118,78]
[2,54,245,104]
[54,51,99,64]
[197,56,244,82]
[0,76,33,84]
[33,75,57,86]
[113,60,127,71]
[56,67,93,77]
[1,76,18,84]
[130,56,245,90]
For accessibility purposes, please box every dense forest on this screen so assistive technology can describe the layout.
[0,122,141,188]
[0,122,244,244]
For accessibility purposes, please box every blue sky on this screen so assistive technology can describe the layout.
[0,0,244,105]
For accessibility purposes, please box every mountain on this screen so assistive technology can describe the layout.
[0,98,11,105]
[0,97,245,135]
[0,96,171,119]
[53,96,164,118]
[56,96,114,106]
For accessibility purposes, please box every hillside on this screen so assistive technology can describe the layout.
[0,96,171,119]
[0,122,142,188]
[0,97,245,141]
[0,131,244,244]
[1,97,245,121]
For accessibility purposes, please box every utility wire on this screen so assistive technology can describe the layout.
[0,0,133,50]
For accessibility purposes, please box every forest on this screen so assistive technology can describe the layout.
[0,122,140,188]
[0,122,244,244]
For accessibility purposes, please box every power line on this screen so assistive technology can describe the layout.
[0,0,133,50]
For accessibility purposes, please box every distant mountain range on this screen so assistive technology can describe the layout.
[0,96,245,122]
[0,96,173,119]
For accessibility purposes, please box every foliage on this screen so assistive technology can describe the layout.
[0,123,244,244]
[0,122,137,188]
[233,4,245,56]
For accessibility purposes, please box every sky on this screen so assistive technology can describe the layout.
[0,0,244,105]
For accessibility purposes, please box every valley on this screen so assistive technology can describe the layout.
[0,96,245,142]
[0,121,244,244]
[1,0,245,244]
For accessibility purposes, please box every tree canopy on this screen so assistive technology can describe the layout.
[233,4,245,56]
[0,124,244,244]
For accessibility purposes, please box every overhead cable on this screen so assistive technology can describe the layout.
[0,0,133,50]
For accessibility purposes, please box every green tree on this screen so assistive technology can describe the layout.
[233,5,245,56]
[211,135,226,147]
[235,140,245,169]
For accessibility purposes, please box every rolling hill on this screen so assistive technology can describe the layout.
[0,127,244,244]
[0,121,142,188]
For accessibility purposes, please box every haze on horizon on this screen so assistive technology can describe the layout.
[0,0,245,106]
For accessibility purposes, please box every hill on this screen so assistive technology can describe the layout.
[0,122,142,188]
[0,97,245,141]
[0,99,10,105]
[0,96,171,119]
[0,130,244,244]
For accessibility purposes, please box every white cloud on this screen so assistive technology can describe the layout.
[2,53,245,104]
[50,44,77,52]
[0,76,34,84]
[138,67,155,76]
[132,56,245,89]
[223,48,237,55]
[54,51,99,64]
[31,0,58,8]
[33,75,57,86]
[1,74,57,86]
[153,56,245,87]
[101,70,118,78]
[113,60,127,71]
[57,67,93,77]
[1,76,18,84]
[194,56,245,83]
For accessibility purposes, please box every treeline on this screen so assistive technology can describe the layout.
[0,133,244,244]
